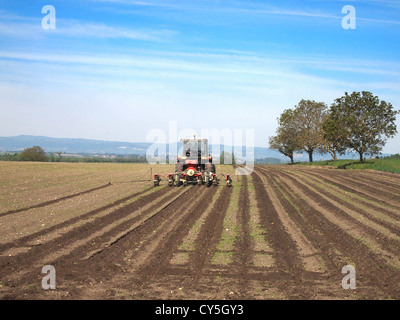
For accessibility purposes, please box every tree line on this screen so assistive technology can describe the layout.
[0,146,147,163]
[1,147,238,164]
[269,91,399,164]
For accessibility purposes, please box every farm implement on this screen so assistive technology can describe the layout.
[153,136,232,187]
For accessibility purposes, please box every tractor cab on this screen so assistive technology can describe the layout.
[180,137,210,171]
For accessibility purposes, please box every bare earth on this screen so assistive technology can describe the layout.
[0,162,399,300]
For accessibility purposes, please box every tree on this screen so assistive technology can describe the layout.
[321,112,347,160]
[294,99,328,162]
[269,109,301,164]
[0,152,19,161]
[329,91,398,162]
[19,146,49,162]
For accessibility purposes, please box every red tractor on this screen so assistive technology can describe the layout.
[153,136,232,187]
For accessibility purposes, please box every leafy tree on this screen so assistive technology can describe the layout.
[329,91,398,162]
[19,146,49,162]
[294,99,328,162]
[0,153,19,161]
[321,112,347,160]
[269,109,301,164]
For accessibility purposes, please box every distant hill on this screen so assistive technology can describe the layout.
[0,135,150,155]
[255,157,282,164]
[0,135,392,162]
[0,135,284,160]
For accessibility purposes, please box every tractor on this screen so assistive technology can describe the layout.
[153,136,232,187]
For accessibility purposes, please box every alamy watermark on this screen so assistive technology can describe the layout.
[41,265,56,290]
[341,265,356,289]
[42,5,56,30]
[145,121,254,175]
[342,5,356,30]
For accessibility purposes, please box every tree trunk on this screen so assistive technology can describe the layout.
[308,150,313,162]
[290,155,294,164]
[359,152,363,163]
[333,150,337,161]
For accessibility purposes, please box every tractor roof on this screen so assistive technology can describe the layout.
[181,138,208,143]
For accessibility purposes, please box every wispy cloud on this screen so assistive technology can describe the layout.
[93,0,341,19]
[1,49,399,91]
[2,47,399,148]
[0,12,176,41]
[358,17,400,25]
[90,0,400,25]
[1,2,399,151]
[320,0,400,9]
[54,21,177,41]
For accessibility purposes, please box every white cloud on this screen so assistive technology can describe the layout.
[1,48,399,150]
[0,16,176,41]
[0,4,399,151]
[54,21,177,41]
[91,0,400,26]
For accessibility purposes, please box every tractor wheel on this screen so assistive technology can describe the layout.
[205,175,212,187]
[175,174,181,187]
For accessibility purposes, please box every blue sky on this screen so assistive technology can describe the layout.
[0,0,399,153]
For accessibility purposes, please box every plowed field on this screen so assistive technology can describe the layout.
[0,162,399,300]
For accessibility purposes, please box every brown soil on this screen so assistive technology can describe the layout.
[0,164,399,300]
